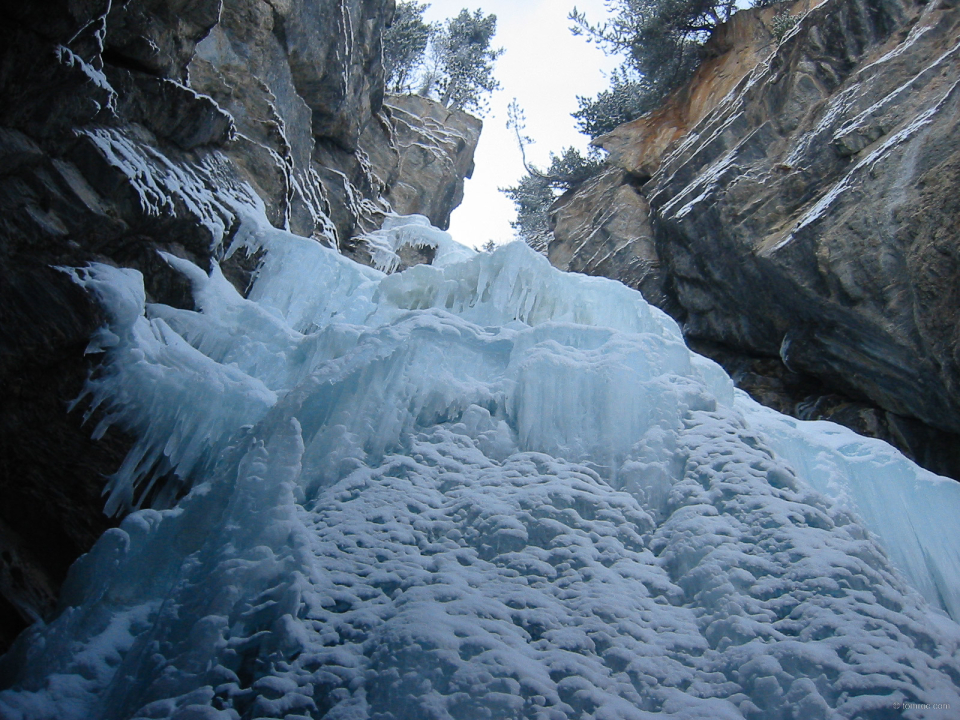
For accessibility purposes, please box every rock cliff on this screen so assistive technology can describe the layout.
[0,0,479,650]
[550,0,960,479]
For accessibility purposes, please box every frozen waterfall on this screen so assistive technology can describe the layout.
[1,213,959,719]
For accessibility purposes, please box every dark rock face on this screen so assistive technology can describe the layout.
[104,0,223,79]
[550,0,960,479]
[186,0,398,240]
[648,0,955,424]
[0,267,126,652]
[0,0,479,651]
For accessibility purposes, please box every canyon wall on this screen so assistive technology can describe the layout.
[0,0,479,650]
[550,0,960,478]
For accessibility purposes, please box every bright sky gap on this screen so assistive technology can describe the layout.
[420,0,620,248]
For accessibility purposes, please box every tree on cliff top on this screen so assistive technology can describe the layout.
[501,101,603,252]
[571,66,660,140]
[383,4,503,116]
[421,9,504,114]
[502,147,603,253]
[570,0,738,137]
[383,1,434,94]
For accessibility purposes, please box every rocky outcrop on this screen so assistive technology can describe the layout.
[596,2,821,181]
[550,167,669,308]
[327,94,482,269]
[549,2,802,313]
[364,94,482,231]
[550,0,960,478]
[0,0,480,651]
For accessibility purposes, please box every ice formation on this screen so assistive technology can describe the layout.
[358,212,476,273]
[2,213,960,719]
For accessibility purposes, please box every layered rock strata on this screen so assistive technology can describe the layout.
[0,0,479,650]
[550,0,960,478]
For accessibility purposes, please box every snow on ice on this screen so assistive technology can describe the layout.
[1,213,959,719]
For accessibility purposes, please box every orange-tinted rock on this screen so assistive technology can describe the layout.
[596,1,824,180]
[550,0,960,479]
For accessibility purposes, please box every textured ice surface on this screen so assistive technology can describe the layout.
[739,395,960,623]
[2,215,960,719]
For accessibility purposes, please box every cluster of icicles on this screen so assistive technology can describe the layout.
[2,212,959,720]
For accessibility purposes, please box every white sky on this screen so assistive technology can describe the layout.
[420,0,620,248]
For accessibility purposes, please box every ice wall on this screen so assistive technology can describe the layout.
[1,213,959,719]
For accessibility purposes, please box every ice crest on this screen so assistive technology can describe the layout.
[359,214,476,273]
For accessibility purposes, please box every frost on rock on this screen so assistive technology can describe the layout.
[56,46,118,114]
[80,127,261,249]
[2,214,960,719]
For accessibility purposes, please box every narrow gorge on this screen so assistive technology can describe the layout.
[1,0,960,718]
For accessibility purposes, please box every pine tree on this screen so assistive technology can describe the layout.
[502,101,603,252]
[431,9,503,114]
[383,1,435,94]
[570,0,739,138]
[572,67,659,139]
[381,4,503,116]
